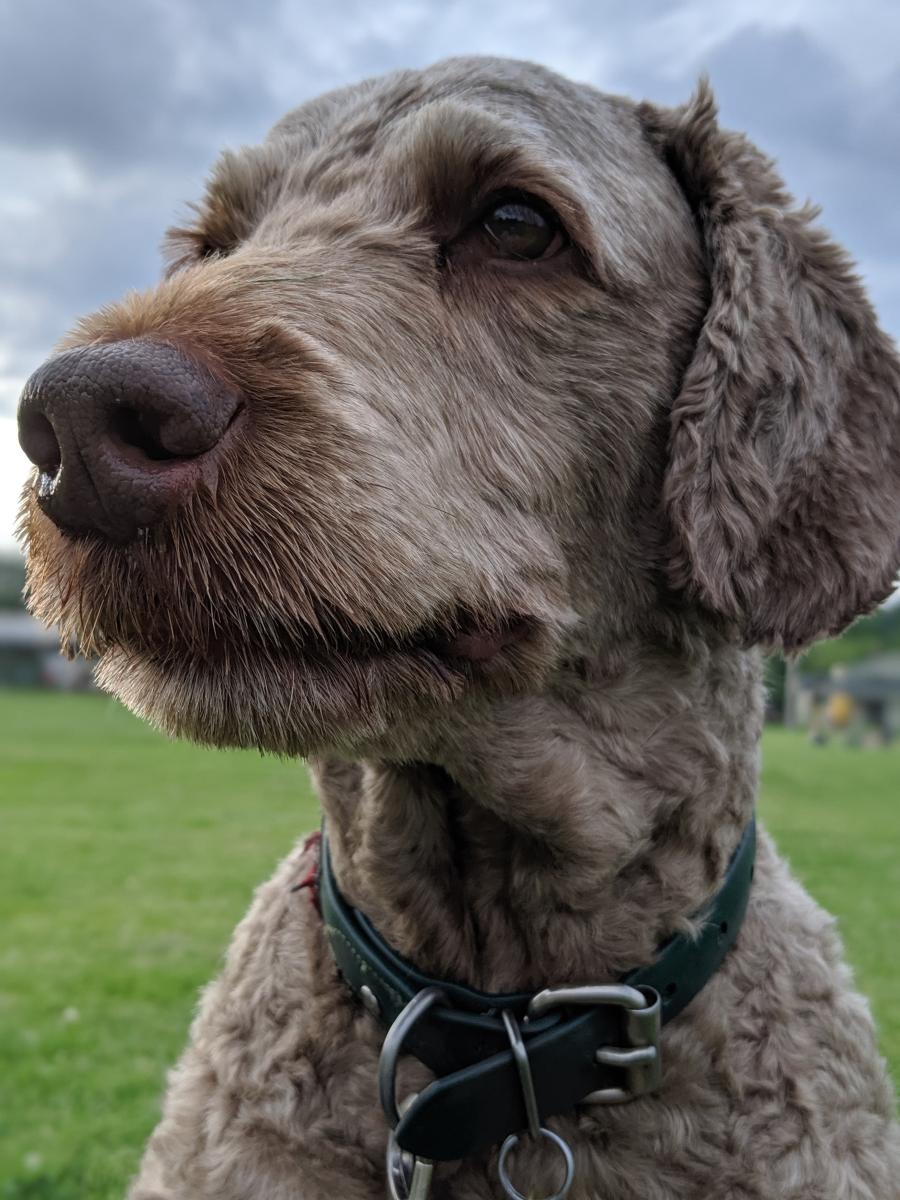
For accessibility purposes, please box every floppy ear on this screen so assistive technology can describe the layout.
[639,83,900,652]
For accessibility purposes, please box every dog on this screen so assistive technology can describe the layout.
[17,56,900,1199]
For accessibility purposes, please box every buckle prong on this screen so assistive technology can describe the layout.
[596,1045,658,1069]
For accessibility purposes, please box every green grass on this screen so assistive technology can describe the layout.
[1,693,897,1197]
[1,691,317,1198]
[755,727,900,1069]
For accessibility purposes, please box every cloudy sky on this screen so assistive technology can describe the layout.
[2,0,899,553]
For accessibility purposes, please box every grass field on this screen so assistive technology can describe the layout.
[1,690,898,1198]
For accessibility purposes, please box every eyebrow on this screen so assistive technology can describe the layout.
[384,100,601,266]
[164,98,606,278]
[162,145,289,273]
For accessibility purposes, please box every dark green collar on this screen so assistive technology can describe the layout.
[318,818,756,1162]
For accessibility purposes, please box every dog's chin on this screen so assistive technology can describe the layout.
[93,615,554,757]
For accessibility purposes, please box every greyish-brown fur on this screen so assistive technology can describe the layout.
[18,56,900,1198]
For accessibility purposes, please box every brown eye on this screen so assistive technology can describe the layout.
[482,199,562,260]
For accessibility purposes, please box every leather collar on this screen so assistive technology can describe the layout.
[318,818,756,1162]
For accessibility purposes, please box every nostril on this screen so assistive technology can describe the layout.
[107,397,244,463]
[20,412,62,482]
[109,404,180,462]
[225,401,245,433]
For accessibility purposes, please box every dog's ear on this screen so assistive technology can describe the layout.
[639,82,900,652]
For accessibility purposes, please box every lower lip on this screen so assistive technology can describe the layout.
[441,620,530,662]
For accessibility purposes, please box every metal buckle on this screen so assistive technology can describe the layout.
[527,983,662,1105]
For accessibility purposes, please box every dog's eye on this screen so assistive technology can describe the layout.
[482,199,563,261]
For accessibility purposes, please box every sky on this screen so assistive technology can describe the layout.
[2,0,899,555]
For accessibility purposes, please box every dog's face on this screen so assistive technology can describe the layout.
[15,59,706,754]
[16,57,900,756]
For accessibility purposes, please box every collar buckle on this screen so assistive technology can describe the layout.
[527,983,662,1105]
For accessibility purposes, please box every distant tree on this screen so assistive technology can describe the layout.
[0,555,26,610]
[802,603,900,673]
[764,654,787,720]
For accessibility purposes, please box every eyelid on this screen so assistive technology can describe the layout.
[437,186,574,268]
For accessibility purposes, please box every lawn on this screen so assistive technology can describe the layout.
[1,691,897,1198]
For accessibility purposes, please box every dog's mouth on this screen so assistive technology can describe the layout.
[273,610,532,664]
[94,606,549,754]
[432,619,534,663]
[23,505,559,753]
[136,605,537,677]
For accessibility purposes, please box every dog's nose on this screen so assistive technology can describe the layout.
[17,339,243,543]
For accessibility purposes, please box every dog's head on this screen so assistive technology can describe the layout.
[16,58,900,755]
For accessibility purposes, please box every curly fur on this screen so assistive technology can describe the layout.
[17,56,900,1199]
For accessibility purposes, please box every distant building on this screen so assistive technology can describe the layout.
[791,653,900,745]
[0,611,93,689]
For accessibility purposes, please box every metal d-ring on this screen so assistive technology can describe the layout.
[378,986,447,1128]
[379,989,448,1200]
[497,1010,575,1200]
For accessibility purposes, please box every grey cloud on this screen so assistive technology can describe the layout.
[1,0,181,163]
[595,22,900,339]
[0,170,191,383]
[0,0,277,166]
[692,27,900,335]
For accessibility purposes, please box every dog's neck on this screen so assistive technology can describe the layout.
[314,633,762,993]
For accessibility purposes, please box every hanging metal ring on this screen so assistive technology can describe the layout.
[498,1128,575,1200]
[497,1009,575,1200]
